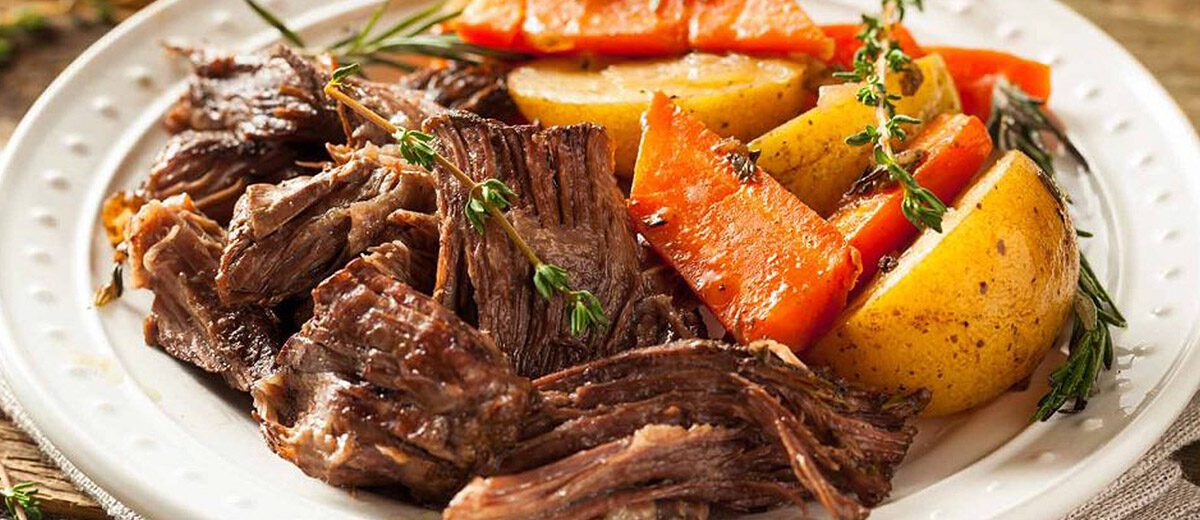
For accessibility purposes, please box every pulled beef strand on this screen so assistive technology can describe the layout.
[252,252,536,503]
[426,113,692,378]
[217,143,437,306]
[125,195,282,391]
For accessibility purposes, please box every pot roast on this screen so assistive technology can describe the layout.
[108,45,928,520]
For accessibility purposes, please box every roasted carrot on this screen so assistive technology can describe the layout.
[630,93,861,351]
[830,113,993,283]
[823,23,925,71]
[688,0,834,60]
[523,0,689,55]
[928,47,1052,120]
[455,0,834,59]
[455,0,529,51]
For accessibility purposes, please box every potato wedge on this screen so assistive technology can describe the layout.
[806,151,1079,416]
[507,53,809,174]
[750,54,961,216]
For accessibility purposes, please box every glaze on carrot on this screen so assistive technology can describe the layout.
[928,47,1052,120]
[629,93,861,351]
[830,113,993,283]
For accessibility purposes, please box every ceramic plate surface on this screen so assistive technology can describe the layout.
[0,0,1198,518]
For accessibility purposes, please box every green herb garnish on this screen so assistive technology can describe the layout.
[0,481,41,520]
[839,0,946,232]
[324,72,609,336]
[988,80,1130,421]
[244,0,524,73]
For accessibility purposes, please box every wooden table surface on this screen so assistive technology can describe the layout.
[0,1,1197,518]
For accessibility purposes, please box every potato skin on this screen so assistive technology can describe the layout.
[806,152,1079,416]
[750,54,961,216]
[507,53,808,175]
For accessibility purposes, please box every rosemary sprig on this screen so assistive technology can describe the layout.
[838,0,945,232]
[325,64,608,336]
[989,79,1130,421]
[1033,255,1127,421]
[243,0,523,72]
[988,78,1089,194]
[243,0,306,47]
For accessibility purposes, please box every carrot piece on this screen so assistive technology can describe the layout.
[630,93,861,350]
[689,0,835,60]
[523,0,689,55]
[822,23,925,71]
[830,114,993,283]
[456,0,529,50]
[928,47,1052,120]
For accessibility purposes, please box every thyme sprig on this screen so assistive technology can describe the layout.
[243,0,523,72]
[838,0,946,232]
[325,65,609,336]
[988,79,1130,421]
[0,461,41,520]
[0,483,41,520]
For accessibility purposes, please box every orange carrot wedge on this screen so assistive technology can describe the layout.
[523,0,689,55]
[830,113,993,284]
[455,0,529,50]
[630,93,861,351]
[823,23,925,71]
[928,47,1052,120]
[689,0,835,60]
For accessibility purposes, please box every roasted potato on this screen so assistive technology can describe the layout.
[507,53,809,174]
[806,151,1079,416]
[750,54,961,216]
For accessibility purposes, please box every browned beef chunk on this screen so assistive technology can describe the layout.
[426,113,695,378]
[399,63,520,123]
[164,45,341,143]
[458,340,928,520]
[126,195,282,391]
[217,143,437,306]
[142,130,304,225]
[252,255,536,503]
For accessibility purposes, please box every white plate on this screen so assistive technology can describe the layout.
[0,0,1198,518]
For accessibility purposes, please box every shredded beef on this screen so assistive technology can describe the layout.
[217,143,437,306]
[142,130,305,225]
[164,45,341,143]
[252,254,536,503]
[454,340,929,520]
[399,63,520,123]
[426,112,695,377]
[126,195,282,391]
